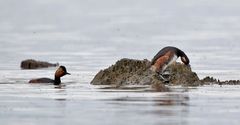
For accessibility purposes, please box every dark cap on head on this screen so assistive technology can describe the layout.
[59,66,70,75]
[55,66,71,77]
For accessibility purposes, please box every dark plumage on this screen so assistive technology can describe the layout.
[151,46,189,65]
[29,66,70,85]
[151,46,190,73]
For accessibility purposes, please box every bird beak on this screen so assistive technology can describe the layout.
[66,72,71,75]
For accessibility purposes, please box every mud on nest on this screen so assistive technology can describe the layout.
[91,58,200,91]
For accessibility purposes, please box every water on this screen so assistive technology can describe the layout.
[0,0,240,125]
[1,84,240,125]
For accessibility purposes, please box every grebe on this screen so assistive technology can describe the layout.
[29,66,70,85]
[151,46,189,74]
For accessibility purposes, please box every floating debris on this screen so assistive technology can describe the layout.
[21,59,59,69]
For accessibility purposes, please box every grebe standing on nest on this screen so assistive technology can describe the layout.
[29,66,70,85]
[151,46,190,74]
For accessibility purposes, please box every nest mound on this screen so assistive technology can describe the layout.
[21,59,59,69]
[91,58,201,91]
[169,63,200,86]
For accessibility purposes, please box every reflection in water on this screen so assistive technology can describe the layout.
[0,82,240,125]
[54,84,66,89]
[53,86,67,102]
[154,94,189,106]
[100,91,190,121]
[103,93,189,106]
[55,98,67,101]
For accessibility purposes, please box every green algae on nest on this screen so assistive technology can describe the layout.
[201,76,240,85]
[168,63,201,86]
[90,58,155,85]
[91,58,201,91]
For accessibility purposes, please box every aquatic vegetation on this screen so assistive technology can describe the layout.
[91,58,200,91]
[21,59,59,69]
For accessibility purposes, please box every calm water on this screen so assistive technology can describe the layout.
[0,0,240,125]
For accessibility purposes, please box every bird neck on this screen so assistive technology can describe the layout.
[54,76,61,85]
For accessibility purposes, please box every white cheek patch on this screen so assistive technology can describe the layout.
[161,54,178,72]
[168,54,178,66]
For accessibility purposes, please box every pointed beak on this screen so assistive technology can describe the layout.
[66,72,71,75]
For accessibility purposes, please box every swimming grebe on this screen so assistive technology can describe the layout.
[151,46,189,74]
[29,66,70,85]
